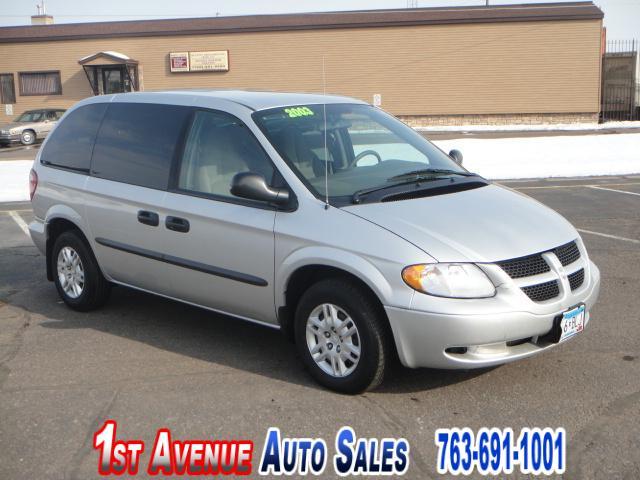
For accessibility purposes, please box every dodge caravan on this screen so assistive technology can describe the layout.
[29,91,600,393]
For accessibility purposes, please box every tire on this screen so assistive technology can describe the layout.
[20,130,36,146]
[51,230,110,311]
[294,278,389,394]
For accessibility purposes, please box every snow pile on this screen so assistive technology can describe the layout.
[1,132,639,203]
[433,133,640,180]
[0,160,32,202]
[417,120,640,133]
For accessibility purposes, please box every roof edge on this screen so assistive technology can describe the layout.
[0,2,604,44]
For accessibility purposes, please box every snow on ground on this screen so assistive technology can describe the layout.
[417,120,640,133]
[0,160,32,202]
[432,133,640,180]
[0,132,639,202]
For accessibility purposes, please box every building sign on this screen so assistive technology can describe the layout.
[189,51,229,72]
[169,52,190,73]
[5,104,13,116]
[169,51,229,73]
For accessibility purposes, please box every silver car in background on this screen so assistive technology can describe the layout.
[28,91,600,393]
[0,108,66,146]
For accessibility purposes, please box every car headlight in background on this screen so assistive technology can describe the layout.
[402,263,496,298]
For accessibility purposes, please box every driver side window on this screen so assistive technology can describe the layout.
[178,110,275,199]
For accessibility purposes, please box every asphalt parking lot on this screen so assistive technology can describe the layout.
[0,175,639,479]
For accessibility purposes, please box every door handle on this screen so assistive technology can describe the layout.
[165,216,190,233]
[137,210,159,227]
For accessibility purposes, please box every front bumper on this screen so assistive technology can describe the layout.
[386,261,600,369]
[0,133,21,145]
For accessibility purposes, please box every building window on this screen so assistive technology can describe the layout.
[18,71,62,96]
[0,74,16,103]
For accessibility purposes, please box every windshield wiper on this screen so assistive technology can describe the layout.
[387,168,476,182]
[352,177,445,204]
[352,169,479,204]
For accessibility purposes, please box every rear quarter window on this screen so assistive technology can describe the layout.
[90,103,191,190]
[40,103,108,172]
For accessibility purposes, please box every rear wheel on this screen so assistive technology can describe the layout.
[20,130,36,145]
[294,278,389,394]
[51,231,110,311]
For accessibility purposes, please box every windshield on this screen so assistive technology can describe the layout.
[15,111,44,123]
[253,104,468,201]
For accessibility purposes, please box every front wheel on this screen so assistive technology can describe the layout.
[20,130,36,145]
[294,278,390,394]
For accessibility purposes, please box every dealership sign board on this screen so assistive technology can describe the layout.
[170,51,229,73]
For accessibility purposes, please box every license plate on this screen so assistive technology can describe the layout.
[559,304,585,343]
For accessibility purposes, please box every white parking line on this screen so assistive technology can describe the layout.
[8,210,30,236]
[588,185,640,197]
[513,182,640,190]
[578,228,640,245]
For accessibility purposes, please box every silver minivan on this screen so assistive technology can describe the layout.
[29,91,600,393]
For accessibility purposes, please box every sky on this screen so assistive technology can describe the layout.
[0,0,638,40]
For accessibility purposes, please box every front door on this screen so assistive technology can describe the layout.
[161,109,278,324]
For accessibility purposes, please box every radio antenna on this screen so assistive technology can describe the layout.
[322,55,329,210]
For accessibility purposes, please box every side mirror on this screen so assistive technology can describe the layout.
[449,149,463,165]
[231,172,290,206]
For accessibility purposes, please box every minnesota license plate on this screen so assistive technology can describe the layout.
[559,304,585,343]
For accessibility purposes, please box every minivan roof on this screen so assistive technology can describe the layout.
[103,90,367,111]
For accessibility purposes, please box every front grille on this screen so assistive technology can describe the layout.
[568,268,585,291]
[521,280,560,302]
[497,254,550,279]
[554,241,581,266]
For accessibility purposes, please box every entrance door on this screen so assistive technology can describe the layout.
[102,68,124,94]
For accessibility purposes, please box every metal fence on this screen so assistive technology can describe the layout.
[601,39,639,122]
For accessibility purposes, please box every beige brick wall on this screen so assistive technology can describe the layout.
[0,19,602,125]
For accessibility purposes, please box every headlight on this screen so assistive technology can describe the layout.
[402,263,495,298]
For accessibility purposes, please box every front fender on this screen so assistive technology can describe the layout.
[275,246,395,309]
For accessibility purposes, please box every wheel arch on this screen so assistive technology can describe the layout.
[21,128,37,143]
[276,249,394,344]
[45,210,92,281]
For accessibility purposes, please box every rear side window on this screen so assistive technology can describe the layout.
[40,103,108,172]
[91,103,191,190]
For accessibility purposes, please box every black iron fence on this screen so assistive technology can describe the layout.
[601,39,639,122]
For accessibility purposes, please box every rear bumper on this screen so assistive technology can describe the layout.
[386,262,600,369]
[28,218,46,255]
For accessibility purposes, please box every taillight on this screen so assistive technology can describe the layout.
[29,168,38,201]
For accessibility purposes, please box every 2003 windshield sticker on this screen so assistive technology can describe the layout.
[284,106,315,118]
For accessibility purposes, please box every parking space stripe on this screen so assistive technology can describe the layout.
[513,182,640,190]
[578,228,640,245]
[588,186,640,197]
[8,210,30,236]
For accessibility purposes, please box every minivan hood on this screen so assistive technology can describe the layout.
[342,184,578,262]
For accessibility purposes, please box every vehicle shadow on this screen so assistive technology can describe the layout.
[3,249,492,395]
